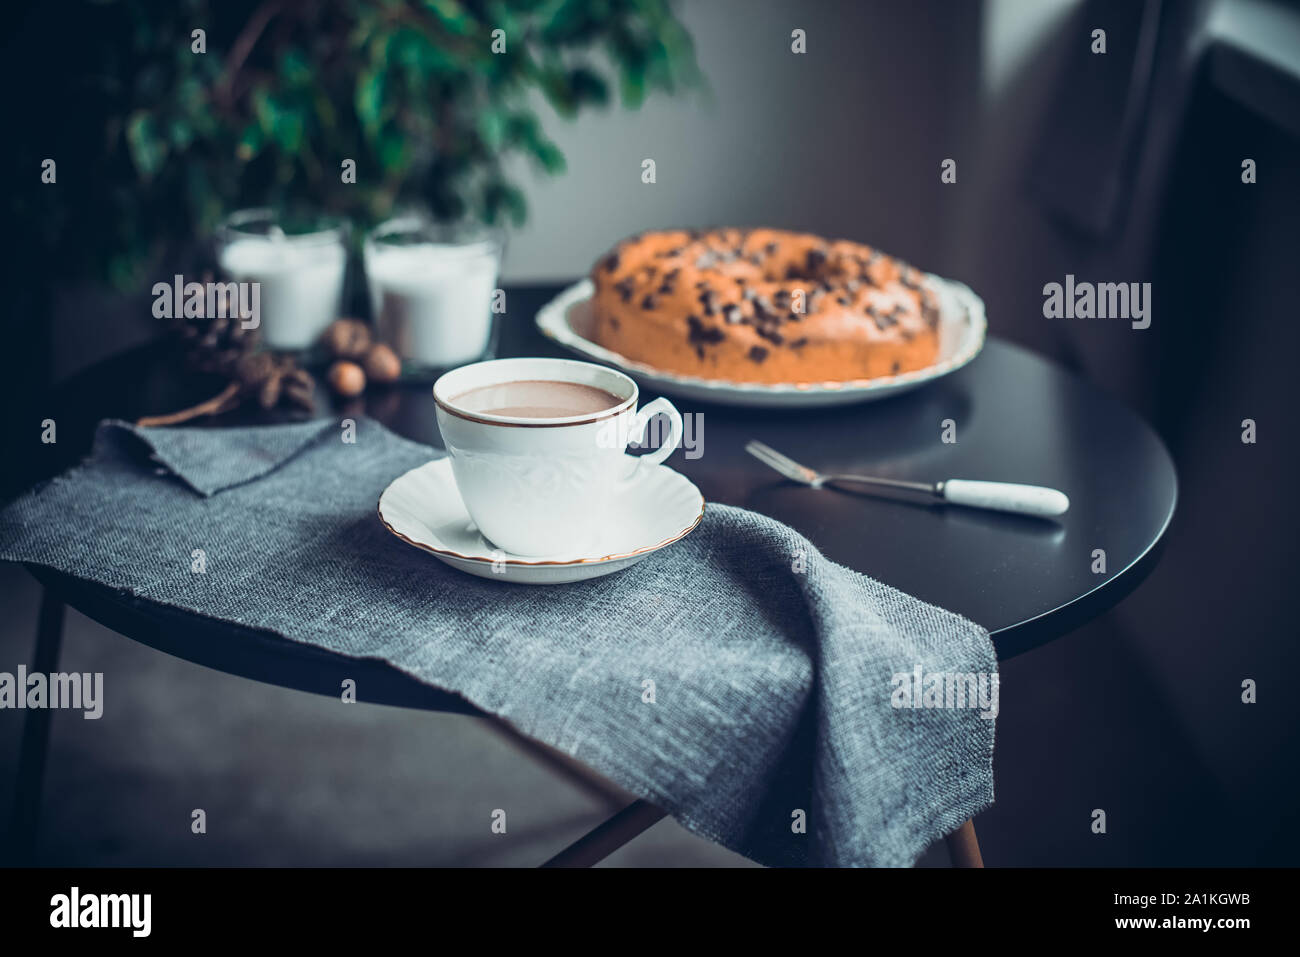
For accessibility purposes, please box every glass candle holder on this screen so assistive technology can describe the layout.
[216,209,348,352]
[364,216,504,377]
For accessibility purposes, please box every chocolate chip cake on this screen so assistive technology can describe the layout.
[589,228,941,384]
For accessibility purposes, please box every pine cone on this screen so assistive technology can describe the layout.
[281,368,316,411]
[233,351,278,389]
[232,352,317,413]
[168,270,261,375]
[146,270,317,423]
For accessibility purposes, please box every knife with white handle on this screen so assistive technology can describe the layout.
[745,440,1069,518]
[935,479,1069,517]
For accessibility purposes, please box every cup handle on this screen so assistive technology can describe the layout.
[621,397,683,480]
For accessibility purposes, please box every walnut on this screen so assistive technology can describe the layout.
[362,343,402,384]
[323,318,372,360]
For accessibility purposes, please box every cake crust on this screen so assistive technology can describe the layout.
[588,228,941,384]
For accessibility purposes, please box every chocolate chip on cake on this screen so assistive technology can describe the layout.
[615,278,635,302]
[686,315,725,346]
[723,305,743,324]
[748,346,769,363]
[806,247,828,273]
[790,337,808,349]
[756,326,784,345]
[602,252,620,273]
[641,294,657,310]
[868,304,896,330]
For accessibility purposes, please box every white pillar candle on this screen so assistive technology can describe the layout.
[217,214,347,352]
[365,219,502,371]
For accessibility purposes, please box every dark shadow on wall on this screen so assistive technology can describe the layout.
[953,0,1300,864]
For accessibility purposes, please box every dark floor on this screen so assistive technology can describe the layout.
[0,553,1262,867]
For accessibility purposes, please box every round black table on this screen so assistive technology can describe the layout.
[26,283,1177,664]
[10,282,1176,865]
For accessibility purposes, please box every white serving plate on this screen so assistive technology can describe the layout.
[377,457,705,584]
[535,274,987,408]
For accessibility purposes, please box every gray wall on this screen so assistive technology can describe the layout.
[501,0,981,281]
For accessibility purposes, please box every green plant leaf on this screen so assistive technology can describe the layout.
[168,116,194,150]
[568,66,609,106]
[236,122,264,162]
[532,137,566,174]
[279,48,313,88]
[377,128,409,175]
[125,110,167,179]
[355,67,385,137]
[478,108,509,151]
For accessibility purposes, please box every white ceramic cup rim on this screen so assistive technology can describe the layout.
[433,357,639,427]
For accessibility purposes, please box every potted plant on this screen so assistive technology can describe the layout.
[14,0,699,419]
[23,0,700,287]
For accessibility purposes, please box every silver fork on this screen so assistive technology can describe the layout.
[745,440,1069,518]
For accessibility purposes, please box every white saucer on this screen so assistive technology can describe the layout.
[377,457,705,584]
[535,274,987,408]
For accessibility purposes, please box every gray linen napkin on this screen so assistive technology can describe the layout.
[0,418,996,866]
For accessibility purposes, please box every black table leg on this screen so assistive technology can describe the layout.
[541,800,668,867]
[5,587,65,865]
[486,718,669,867]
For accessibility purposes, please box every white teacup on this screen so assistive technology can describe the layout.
[433,357,684,556]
